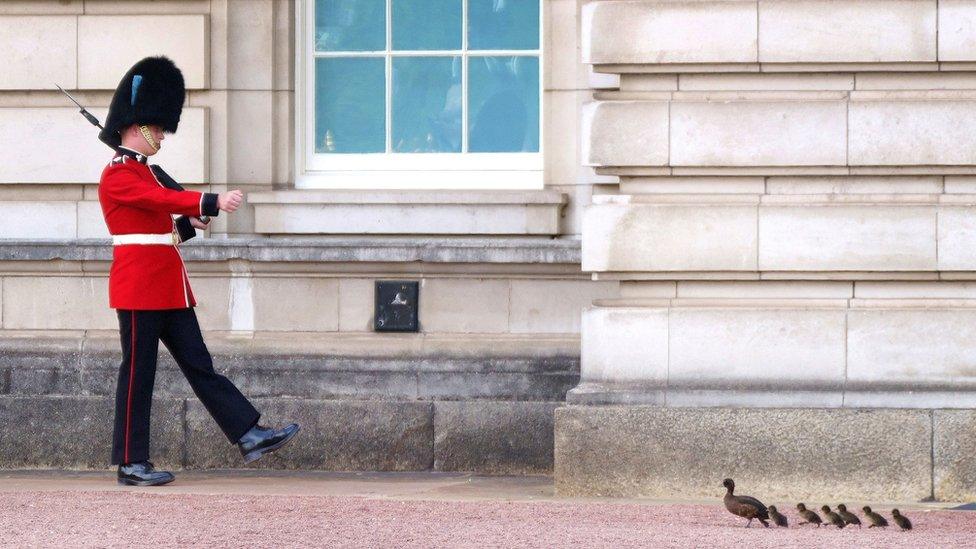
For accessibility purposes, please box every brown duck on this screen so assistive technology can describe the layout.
[836,504,862,528]
[767,505,788,527]
[862,506,888,528]
[722,478,769,528]
[821,505,846,529]
[796,503,822,527]
[891,509,912,531]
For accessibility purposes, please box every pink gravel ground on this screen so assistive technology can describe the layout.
[1,490,973,548]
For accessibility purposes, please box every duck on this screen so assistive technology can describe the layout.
[862,506,888,528]
[767,505,788,527]
[821,505,846,529]
[891,509,912,531]
[796,503,822,527]
[722,478,770,528]
[836,504,862,528]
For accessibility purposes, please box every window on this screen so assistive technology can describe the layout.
[297,0,543,189]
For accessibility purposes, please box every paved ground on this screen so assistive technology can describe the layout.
[0,470,973,548]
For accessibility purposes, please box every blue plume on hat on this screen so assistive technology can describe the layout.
[130,75,142,106]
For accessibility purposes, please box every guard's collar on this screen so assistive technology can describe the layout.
[116,147,149,164]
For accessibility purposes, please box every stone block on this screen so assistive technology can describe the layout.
[0,396,183,469]
[77,201,110,239]
[419,278,510,333]
[580,307,668,384]
[670,100,848,166]
[0,107,206,183]
[81,1,210,14]
[78,15,208,89]
[338,278,374,332]
[583,1,757,64]
[252,277,339,332]
[0,16,76,89]
[554,406,932,500]
[848,309,976,389]
[853,281,976,299]
[545,90,582,184]
[227,0,274,90]
[545,0,585,90]
[228,90,274,184]
[416,371,578,401]
[2,276,115,330]
[434,401,558,474]
[185,276,231,331]
[184,398,434,470]
[678,73,854,91]
[934,409,976,501]
[758,205,936,271]
[509,279,617,334]
[939,1,976,62]
[766,175,942,195]
[668,308,847,390]
[938,207,976,270]
[0,1,82,14]
[855,72,976,90]
[582,101,669,166]
[582,204,758,272]
[676,281,853,299]
[759,0,936,63]
[849,100,976,165]
[0,202,76,238]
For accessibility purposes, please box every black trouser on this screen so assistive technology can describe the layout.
[111,308,260,465]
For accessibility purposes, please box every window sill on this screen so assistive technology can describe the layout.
[247,189,567,236]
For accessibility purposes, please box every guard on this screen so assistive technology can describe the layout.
[98,56,299,486]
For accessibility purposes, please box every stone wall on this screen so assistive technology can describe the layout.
[558,0,976,499]
[0,0,610,473]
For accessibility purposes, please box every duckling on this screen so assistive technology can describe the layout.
[862,506,888,528]
[796,503,823,527]
[891,509,912,531]
[767,505,788,527]
[722,478,770,528]
[821,505,846,529]
[836,504,861,528]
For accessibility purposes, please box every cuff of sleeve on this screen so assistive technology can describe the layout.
[201,193,220,217]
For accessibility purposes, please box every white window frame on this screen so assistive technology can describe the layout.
[295,0,544,189]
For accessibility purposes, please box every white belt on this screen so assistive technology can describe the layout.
[112,233,178,246]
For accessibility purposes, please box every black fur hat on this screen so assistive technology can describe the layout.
[98,56,185,149]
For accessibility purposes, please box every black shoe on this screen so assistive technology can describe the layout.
[238,423,300,464]
[117,461,175,487]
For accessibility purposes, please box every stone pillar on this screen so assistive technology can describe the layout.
[557,0,976,501]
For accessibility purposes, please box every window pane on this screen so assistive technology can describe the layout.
[315,58,386,153]
[468,0,539,50]
[393,0,461,51]
[468,56,538,152]
[315,0,385,51]
[392,56,462,153]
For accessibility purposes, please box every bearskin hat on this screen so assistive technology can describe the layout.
[98,56,185,149]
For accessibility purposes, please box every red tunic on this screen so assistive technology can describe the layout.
[98,152,216,310]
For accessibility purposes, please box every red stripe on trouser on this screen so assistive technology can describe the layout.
[124,311,136,464]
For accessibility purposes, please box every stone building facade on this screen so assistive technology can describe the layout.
[2,0,976,502]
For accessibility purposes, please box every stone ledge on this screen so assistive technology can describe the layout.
[0,332,579,401]
[0,237,581,265]
[248,190,566,236]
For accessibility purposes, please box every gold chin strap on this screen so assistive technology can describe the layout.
[138,125,159,153]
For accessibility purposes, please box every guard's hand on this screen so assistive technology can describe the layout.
[218,190,244,212]
[190,217,210,230]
